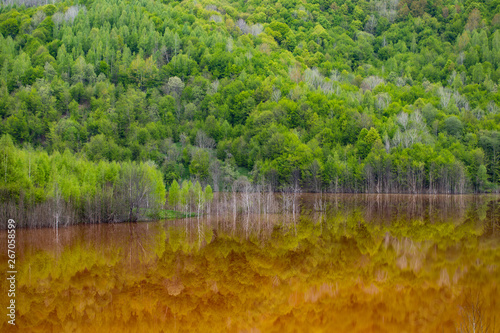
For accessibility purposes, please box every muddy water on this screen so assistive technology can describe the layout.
[1,194,499,332]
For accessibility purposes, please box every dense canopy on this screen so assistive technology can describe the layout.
[1,0,500,221]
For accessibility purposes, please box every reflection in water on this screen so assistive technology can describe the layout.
[1,195,499,332]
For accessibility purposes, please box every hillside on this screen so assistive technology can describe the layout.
[0,0,500,212]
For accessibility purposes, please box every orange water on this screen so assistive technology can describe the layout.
[1,195,499,332]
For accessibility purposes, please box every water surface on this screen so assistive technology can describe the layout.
[1,194,499,332]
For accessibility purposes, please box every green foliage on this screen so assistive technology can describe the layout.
[0,0,498,196]
[168,179,180,208]
[444,116,464,137]
[0,134,166,223]
[205,184,213,202]
[0,18,19,37]
[189,149,210,180]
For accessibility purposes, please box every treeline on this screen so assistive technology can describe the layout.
[0,0,499,195]
[167,179,214,216]
[0,134,166,227]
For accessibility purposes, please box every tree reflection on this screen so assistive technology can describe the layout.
[0,195,499,332]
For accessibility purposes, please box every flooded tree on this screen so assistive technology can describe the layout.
[0,136,167,228]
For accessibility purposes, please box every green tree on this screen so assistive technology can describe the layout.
[476,165,490,192]
[190,149,210,180]
[168,179,180,208]
[443,116,463,137]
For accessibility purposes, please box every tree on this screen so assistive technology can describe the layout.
[0,134,29,200]
[190,149,210,180]
[204,185,213,202]
[476,165,490,192]
[166,76,185,96]
[365,141,391,193]
[204,184,213,215]
[117,162,166,221]
[465,9,482,31]
[195,130,216,149]
[1,0,499,201]
[267,22,291,45]
[0,18,19,38]
[479,131,500,185]
[193,181,204,217]
[444,116,463,137]
[168,179,180,208]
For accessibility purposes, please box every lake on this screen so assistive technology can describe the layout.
[1,194,499,332]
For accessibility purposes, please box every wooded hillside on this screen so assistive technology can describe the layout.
[1,0,499,212]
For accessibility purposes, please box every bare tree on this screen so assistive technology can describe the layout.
[410,111,426,131]
[487,101,499,115]
[116,163,158,222]
[448,70,457,86]
[236,19,249,34]
[195,130,216,149]
[397,112,409,131]
[457,52,466,66]
[384,133,391,153]
[375,93,391,111]
[2,0,56,8]
[281,189,292,214]
[291,183,301,220]
[271,88,281,102]
[249,24,263,36]
[31,11,46,28]
[373,0,399,23]
[52,12,64,26]
[437,87,453,109]
[205,4,218,11]
[209,160,221,192]
[289,66,302,84]
[365,15,377,34]
[395,77,406,87]
[242,181,253,214]
[320,80,334,95]
[361,76,385,91]
[330,70,341,82]
[226,37,233,53]
[210,15,222,23]
[304,68,323,89]
[64,6,84,23]
[454,91,470,111]
[456,290,497,333]
[207,79,219,95]
[53,182,62,237]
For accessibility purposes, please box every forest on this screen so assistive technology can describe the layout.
[1,0,500,223]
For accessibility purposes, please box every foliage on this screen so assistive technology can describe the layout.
[0,0,499,196]
[0,134,166,225]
